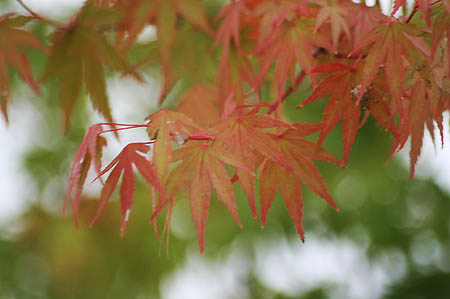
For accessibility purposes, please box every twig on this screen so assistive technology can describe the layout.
[406,5,419,23]
[406,0,442,23]
[267,71,306,115]
[430,0,443,5]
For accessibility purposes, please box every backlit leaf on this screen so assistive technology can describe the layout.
[91,143,162,235]
[256,15,332,97]
[259,123,341,240]
[158,142,253,253]
[40,2,134,131]
[0,14,45,122]
[65,124,107,227]
[209,114,292,217]
[299,61,396,163]
[349,21,429,111]
[146,109,203,181]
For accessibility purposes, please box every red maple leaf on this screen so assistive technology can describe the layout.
[349,21,429,116]
[65,124,107,227]
[259,122,342,240]
[213,1,259,106]
[313,0,351,49]
[392,78,438,179]
[253,1,309,47]
[256,13,332,98]
[156,142,253,253]
[299,61,396,163]
[213,0,249,52]
[209,114,292,217]
[176,85,221,127]
[343,2,388,47]
[90,143,163,235]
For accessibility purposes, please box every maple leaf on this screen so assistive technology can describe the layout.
[113,0,212,49]
[117,0,214,104]
[259,122,341,240]
[313,0,351,49]
[145,110,203,181]
[213,0,249,52]
[40,2,135,131]
[391,78,437,179]
[170,25,227,102]
[176,85,221,127]
[112,0,156,51]
[343,2,389,48]
[256,14,332,98]
[298,61,396,163]
[90,143,163,235]
[158,142,253,253]
[253,0,308,47]
[130,24,218,102]
[10,0,449,254]
[216,44,258,106]
[298,62,360,163]
[209,114,292,217]
[364,88,398,138]
[0,14,46,122]
[430,3,450,89]
[349,21,429,112]
[158,0,213,104]
[213,1,258,106]
[65,124,107,227]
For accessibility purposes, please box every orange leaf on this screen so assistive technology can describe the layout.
[299,62,362,163]
[349,22,429,111]
[391,79,437,179]
[209,114,292,217]
[159,143,253,253]
[259,123,341,240]
[313,0,351,49]
[343,2,389,47]
[256,15,332,98]
[176,85,221,127]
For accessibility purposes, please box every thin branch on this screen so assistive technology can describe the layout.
[406,4,419,23]
[267,71,306,115]
[406,0,442,23]
[430,0,443,5]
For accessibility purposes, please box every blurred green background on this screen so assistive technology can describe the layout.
[1,0,450,298]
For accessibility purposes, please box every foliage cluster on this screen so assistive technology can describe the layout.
[1,0,449,252]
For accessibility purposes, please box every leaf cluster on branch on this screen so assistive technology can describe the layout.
[2,0,449,252]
